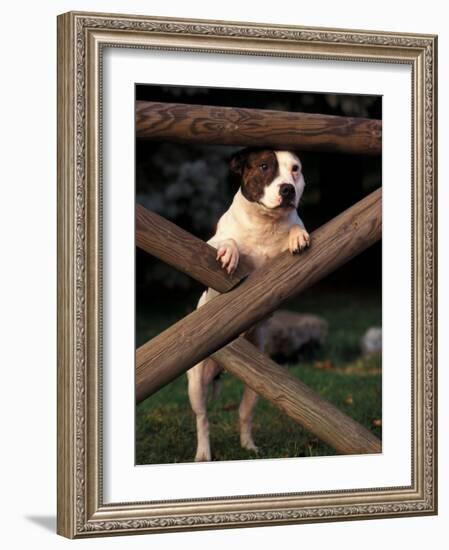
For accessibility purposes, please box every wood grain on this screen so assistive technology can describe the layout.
[136,204,251,293]
[214,337,381,454]
[136,187,382,403]
[136,101,382,155]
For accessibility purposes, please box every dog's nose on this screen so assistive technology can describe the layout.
[279,183,295,199]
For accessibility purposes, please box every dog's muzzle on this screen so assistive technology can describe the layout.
[279,183,295,207]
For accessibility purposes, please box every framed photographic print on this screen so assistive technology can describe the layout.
[57,11,437,538]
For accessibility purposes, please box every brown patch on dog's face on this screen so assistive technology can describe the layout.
[230,149,279,203]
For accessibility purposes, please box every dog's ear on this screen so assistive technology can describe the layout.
[229,149,247,175]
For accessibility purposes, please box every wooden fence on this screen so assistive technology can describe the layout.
[135,100,382,455]
[136,101,382,155]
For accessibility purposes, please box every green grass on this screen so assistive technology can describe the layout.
[136,285,382,464]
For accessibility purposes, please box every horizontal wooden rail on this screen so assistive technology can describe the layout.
[136,187,382,403]
[214,338,381,454]
[136,100,382,155]
[136,204,251,293]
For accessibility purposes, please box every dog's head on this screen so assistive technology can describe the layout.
[229,148,305,212]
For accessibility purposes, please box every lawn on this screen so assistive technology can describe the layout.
[135,284,382,464]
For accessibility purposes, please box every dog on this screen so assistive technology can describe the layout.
[187,148,310,462]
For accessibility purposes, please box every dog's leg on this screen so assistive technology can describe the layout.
[238,325,266,452]
[187,361,211,462]
[187,357,221,462]
[186,289,222,462]
[239,385,259,452]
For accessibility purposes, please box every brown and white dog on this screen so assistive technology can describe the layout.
[187,148,310,461]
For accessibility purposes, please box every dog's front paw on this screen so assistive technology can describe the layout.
[288,225,310,254]
[216,239,239,275]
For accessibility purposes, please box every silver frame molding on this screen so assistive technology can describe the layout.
[57,11,438,538]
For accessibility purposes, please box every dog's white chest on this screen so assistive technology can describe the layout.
[213,208,292,269]
[208,188,304,271]
[237,225,290,269]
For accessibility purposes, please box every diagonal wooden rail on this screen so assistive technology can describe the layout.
[136,187,381,402]
[214,338,381,454]
[136,101,382,155]
[136,205,251,293]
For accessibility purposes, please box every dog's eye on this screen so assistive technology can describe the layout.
[260,163,268,171]
[292,164,300,173]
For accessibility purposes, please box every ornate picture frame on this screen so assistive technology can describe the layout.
[57,11,437,538]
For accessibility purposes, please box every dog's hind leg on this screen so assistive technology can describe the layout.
[187,362,210,462]
[239,385,259,452]
[187,288,221,462]
[238,325,266,453]
[187,358,220,462]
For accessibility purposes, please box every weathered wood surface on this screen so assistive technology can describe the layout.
[136,187,382,403]
[213,337,381,454]
[136,100,382,155]
[136,204,251,293]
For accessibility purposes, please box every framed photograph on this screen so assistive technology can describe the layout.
[57,11,437,538]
